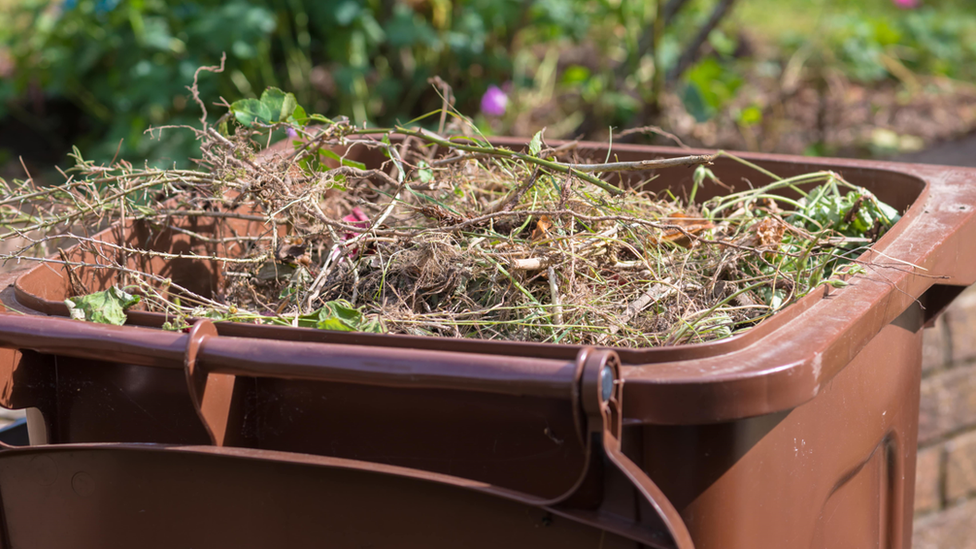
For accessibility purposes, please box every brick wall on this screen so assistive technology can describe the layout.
[914,285,976,548]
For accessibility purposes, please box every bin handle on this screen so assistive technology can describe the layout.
[184,319,693,549]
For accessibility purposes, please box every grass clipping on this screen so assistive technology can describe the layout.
[0,99,900,347]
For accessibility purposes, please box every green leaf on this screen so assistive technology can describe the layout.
[691,165,717,204]
[328,300,359,320]
[162,317,190,331]
[334,0,362,25]
[296,310,319,329]
[132,204,157,217]
[317,317,355,331]
[529,130,544,156]
[417,160,433,184]
[693,164,710,187]
[230,88,300,127]
[296,300,384,333]
[319,148,367,170]
[737,105,763,127]
[561,65,591,85]
[361,319,384,333]
[838,264,867,276]
[65,286,141,325]
[331,174,348,191]
[681,58,742,122]
[230,98,273,127]
[875,200,901,226]
[680,83,710,123]
[290,105,308,126]
[260,87,297,122]
[194,308,227,321]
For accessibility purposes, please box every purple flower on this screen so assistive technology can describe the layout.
[892,0,919,8]
[286,126,298,138]
[480,85,508,117]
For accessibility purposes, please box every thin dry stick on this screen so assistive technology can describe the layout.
[58,248,88,297]
[548,266,564,327]
[567,154,716,172]
[187,52,227,128]
[598,279,679,344]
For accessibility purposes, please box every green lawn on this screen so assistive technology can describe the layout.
[733,0,969,43]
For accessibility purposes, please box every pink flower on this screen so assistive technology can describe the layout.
[336,206,371,257]
[342,207,369,241]
[480,85,508,117]
[892,0,918,8]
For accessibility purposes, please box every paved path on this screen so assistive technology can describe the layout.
[895,134,976,167]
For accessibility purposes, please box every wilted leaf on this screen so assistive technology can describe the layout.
[654,213,715,247]
[417,160,433,184]
[754,217,786,247]
[278,266,312,299]
[529,130,544,156]
[530,215,552,241]
[65,286,141,325]
[275,238,308,265]
[255,262,296,282]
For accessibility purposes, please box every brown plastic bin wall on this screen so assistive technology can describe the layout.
[3,140,976,549]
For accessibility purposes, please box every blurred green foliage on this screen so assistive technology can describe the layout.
[0,0,745,167]
[681,57,742,122]
[2,0,971,169]
[1,0,283,164]
[780,6,976,84]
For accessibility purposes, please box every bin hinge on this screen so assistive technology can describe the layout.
[559,347,695,549]
[184,320,235,445]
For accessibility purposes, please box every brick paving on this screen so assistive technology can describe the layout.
[907,135,976,546]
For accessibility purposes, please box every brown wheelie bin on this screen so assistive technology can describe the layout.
[2,140,976,549]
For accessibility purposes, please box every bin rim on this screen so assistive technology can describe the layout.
[7,139,929,363]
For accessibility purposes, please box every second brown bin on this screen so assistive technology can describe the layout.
[2,140,976,549]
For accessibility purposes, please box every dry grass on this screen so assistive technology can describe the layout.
[0,115,899,347]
